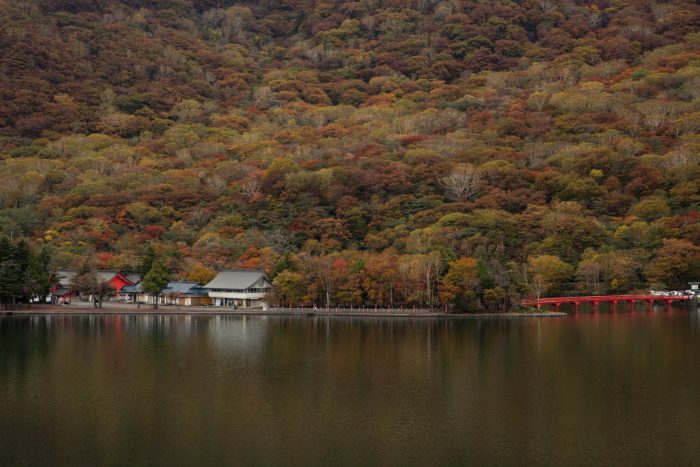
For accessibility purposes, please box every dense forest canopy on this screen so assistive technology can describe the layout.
[1,0,699,309]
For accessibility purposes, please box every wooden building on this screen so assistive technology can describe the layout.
[162,282,212,306]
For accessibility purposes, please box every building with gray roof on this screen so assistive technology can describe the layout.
[162,281,212,306]
[204,270,271,308]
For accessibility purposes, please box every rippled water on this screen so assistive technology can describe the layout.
[1,309,700,466]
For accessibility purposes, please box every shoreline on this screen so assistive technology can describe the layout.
[2,304,567,318]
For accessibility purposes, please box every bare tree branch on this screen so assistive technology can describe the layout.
[439,164,481,201]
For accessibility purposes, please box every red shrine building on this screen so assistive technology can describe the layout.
[51,271,142,303]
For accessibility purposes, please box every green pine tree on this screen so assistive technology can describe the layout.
[14,239,32,302]
[0,237,22,308]
[142,260,170,309]
[138,244,158,276]
[27,246,54,304]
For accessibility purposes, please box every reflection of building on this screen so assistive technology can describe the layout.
[204,270,272,308]
[208,316,267,353]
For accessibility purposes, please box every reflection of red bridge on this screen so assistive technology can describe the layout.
[521,295,694,312]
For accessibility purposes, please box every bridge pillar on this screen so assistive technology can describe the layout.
[573,302,579,313]
[593,301,599,313]
[610,300,618,313]
[554,303,561,313]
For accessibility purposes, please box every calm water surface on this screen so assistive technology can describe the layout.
[1,309,700,466]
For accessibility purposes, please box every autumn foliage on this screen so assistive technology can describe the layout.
[1,0,700,310]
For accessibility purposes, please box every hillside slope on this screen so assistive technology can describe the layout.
[1,0,699,308]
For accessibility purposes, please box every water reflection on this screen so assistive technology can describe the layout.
[1,310,700,466]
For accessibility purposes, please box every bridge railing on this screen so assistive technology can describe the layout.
[521,294,693,306]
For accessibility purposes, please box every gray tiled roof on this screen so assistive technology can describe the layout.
[163,281,205,295]
[56,270,135,287]
[121,283,142,293]
[125,273,142,284]
[56,270,77,287]
[96,271,118,282]
[204,270,269,290]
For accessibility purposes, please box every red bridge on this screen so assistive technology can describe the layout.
[521,294,694,312]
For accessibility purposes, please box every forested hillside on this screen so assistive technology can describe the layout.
[1,0,700,309]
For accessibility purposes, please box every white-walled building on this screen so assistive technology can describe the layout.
[120,281,211,306]
[204,270,272,308]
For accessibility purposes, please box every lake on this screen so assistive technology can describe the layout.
[1,309,700,466]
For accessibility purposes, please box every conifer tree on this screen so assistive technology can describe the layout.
[139,244,158,276]
[142,260,170,309]
[0,237,22,308]
[14,239,31,302]
[27,246,54,304]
